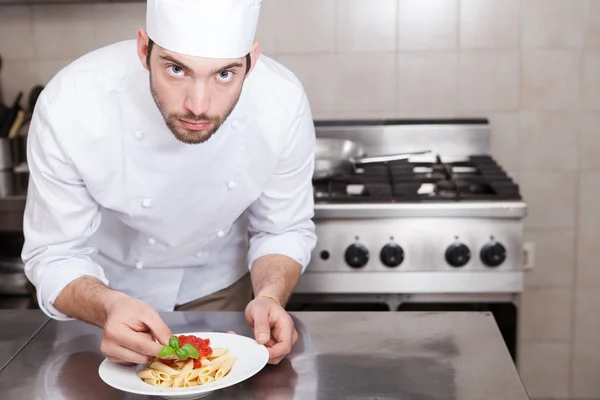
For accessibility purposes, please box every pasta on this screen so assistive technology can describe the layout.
[137,335,236,388]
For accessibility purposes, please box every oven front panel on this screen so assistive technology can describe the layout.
[307,217,524,273]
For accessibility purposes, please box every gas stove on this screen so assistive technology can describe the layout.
[293,119,528,297]
[314,154,520,203]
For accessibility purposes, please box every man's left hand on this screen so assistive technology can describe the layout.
[245,297,298,364]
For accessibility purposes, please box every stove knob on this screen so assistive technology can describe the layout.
[445,243,470,268]
[380,244,404,268]
[345,244,369,268]
[480,242,506,267]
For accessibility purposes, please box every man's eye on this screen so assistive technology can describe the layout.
[216,70,234,82]
[168,65,185,76]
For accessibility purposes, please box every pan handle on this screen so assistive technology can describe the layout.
[351,150,432,165]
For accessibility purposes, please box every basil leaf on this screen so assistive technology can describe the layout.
[175,347,188,361]
[169,336,180,349]
[181,344,200,359]
[158,345,175,359]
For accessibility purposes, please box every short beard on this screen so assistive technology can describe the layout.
[149,73,241,145]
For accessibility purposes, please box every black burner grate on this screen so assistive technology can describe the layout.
[313,154,521,203]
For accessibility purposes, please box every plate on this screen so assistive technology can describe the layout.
[98,332,269,400]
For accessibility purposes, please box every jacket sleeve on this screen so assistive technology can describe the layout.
[21,92,108,320]
[246,90,317,272]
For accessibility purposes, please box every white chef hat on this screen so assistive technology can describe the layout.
[146,0,262,59]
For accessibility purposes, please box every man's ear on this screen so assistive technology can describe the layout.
[246,41,261,76]
[136,28,151,71]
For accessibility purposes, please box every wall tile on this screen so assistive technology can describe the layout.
[333,52,396,113]
[574,289,600,345]
[572,344,600,398]
[32,4,96,59]
[0,6,35,60]
[519,111,579,172]
[524,229,575,287]
[273,0,335,54]
[580,112,600,171]
[522,50,581,110]
[458,51,519,111]
[522,0,586,48]
[1,59,40,107]
[274,54,337,116]
[486,112,520,174]
[337,0,396,53]
[520,287,573,341]
[397,0,458,50]
[396,52,457,112]
[577,172,600,286]
[459,0,520,49]
[93,3,145,49]
[583,52,600,110]
[520,172,577,230]
[254,0,276,55]
[518,341,571,399]
[587,0,600,49]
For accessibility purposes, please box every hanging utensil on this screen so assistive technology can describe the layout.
[313,137,431,180]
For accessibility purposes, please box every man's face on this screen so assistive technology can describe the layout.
[144,41,250,145]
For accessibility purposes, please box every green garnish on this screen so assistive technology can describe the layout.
[159,336,199,361]
[158,345,175,359]
[175,347,188,360]
[181,344,200,359]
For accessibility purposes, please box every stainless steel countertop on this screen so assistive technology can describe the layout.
[0,311,530,400]
[0,309,48,372]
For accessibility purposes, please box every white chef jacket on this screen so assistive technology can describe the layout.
[21,39,317,320]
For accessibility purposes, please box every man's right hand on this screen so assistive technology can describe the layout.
[101,294,172,365]
[54,276,172,365]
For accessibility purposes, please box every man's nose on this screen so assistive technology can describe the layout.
[185,84,211,116]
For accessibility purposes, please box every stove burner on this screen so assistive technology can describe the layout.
[314,155,521,203]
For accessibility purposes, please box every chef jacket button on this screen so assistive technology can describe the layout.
[216,230,225,238]
[148,237,156,245]
[135,261,144,269]
[227,181,236,189]
[141,198,153,208]
[195,251,203,258]
[134,131,144,140]
[231,120,240,129]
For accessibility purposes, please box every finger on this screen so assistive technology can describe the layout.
[104,344,150,364]
[140,310,172,346]
[267,317,294,360]
[227,331,237,335]
[114,325,164,357]
[250,304,272,344]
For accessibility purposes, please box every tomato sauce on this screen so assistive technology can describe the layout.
[158,334,213,369]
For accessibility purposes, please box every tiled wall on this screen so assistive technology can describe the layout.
[0,0,599,398]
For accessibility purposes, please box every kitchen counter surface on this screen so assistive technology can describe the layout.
[0,309,48,372]
[0,311,530,399]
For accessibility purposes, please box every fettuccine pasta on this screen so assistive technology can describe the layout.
[137,335,236,388]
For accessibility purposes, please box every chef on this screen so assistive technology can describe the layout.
[21,0,317,366]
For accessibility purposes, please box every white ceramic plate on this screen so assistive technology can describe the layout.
[98,332,269,400]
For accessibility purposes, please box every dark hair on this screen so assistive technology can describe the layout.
[146,39,251,75]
